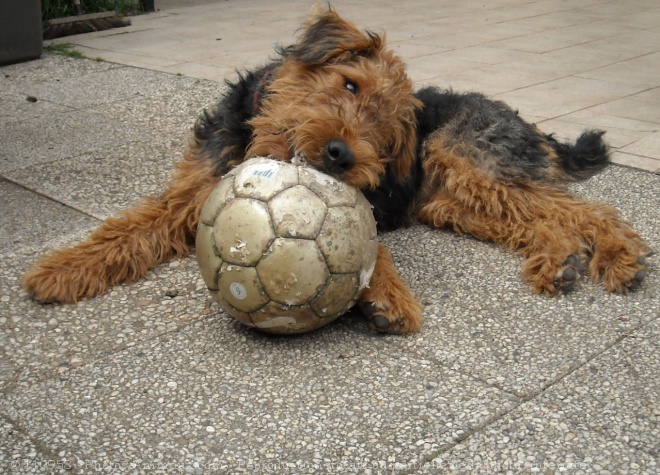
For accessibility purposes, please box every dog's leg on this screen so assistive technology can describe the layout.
[418,150,649,295]
[358,243,422,333]
[23,152,221,303]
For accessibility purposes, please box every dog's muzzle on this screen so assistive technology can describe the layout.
[324,140,355,174]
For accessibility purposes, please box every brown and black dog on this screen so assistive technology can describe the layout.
[24,9,650,333]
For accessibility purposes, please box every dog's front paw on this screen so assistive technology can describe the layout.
[358,294,422,334]
[360,243,423,334]
[23,263,91,304]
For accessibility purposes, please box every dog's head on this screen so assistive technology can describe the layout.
[247,9,421,190]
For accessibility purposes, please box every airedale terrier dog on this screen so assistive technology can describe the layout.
[24,9,650,333]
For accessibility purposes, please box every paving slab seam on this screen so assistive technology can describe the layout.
[612,158,660,175]
[394,316,660,474]
[0,175,103,223]
[545,85,660,124]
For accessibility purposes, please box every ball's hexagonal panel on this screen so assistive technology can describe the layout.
[199,174,235,226]
[210,290,256,327]
[269,185,327,239]
[217,263,269,313]
[298,166,357,207]
[257,238,329,305]
[195,222,223,290]
[233,157,299,201]
[317,206,371,274]
[214,198,274,266]
[310,273,360,318]
[250,302,321,334]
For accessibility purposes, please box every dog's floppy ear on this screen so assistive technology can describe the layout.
[281,8,383,66]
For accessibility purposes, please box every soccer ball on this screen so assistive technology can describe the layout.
[196,157,378,334]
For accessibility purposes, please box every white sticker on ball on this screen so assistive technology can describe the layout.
[229,282,247,300]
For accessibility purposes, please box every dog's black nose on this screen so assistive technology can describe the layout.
[324,140,355,174]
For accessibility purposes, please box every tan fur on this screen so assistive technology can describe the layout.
[23,150,220,303]
[417,134,649,295]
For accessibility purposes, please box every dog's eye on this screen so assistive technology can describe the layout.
[344,80,359,95]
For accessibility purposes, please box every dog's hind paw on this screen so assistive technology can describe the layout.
[552,254,585,293]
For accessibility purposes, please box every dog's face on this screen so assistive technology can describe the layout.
[248,10,422,190]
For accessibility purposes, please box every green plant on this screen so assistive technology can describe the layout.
[41,0,143,22]
[44,43,85,59]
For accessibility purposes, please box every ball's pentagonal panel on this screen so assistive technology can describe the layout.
[250,302,321,334]
[233,157,299,201]
[310,273,359,318]
[298,166,357,207]
[317,206,371,274]
[257,238,330,305]
[210,290,256,328]
[199,174,235,226]
[195,223,223,289]
[269,185,327,239]
[214,198,274,266]
[217,264,269,313]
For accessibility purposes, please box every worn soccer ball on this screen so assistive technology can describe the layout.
[196,157,378,334]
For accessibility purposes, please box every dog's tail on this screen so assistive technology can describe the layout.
[548,130,610,181]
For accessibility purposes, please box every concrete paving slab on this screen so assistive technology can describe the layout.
[5,145,180,220]
[577,52,660,89]
[0,90,75,124]
[621,132,660,161]
[0,248,207,393]
[581,88,660,126]
[0,420,71,475]
[611,152,660,174]
[0,178,98,250]
[11,65,201,111]
[0,54,120,91]
[421,320,659,473]
[493,76,650,120]
[0,108,158,174]
[4,72,223,219]
[537,115,658,150]
[0,316,520,474]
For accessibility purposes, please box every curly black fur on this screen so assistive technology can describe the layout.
[193,62,279,173]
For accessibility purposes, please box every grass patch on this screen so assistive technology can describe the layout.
[44,43,85,59]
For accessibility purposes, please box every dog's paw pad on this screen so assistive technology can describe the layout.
[627,267,647,290]
[372,315,391,329]
[553,254,583,293]
[359,301,407,333]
